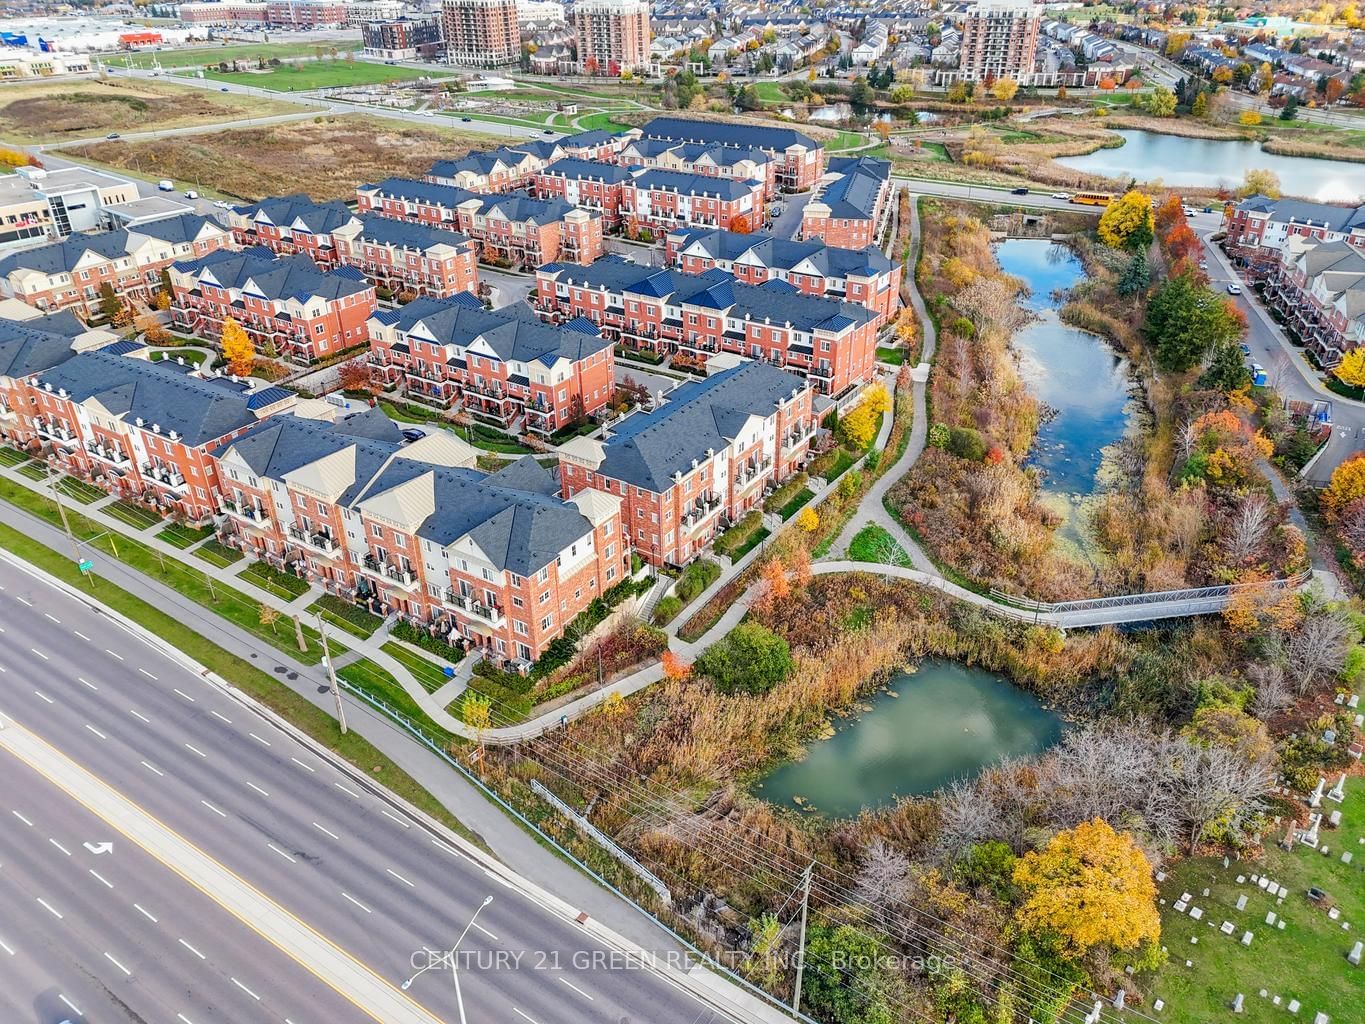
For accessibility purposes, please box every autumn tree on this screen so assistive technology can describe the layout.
[1191,91,1209,118]
[796,506,819,532]
[1013,818,1161,956]
[1333,347,1365,398]
[221,317,255,377]
[337,359,372,393]
[97,282,122,322]
[258,603,280,636]
[1144,271,1245,372]
[840,402,879,449]
[991,77,1018,101]
[1238,168,1282,199]
[1097,190,1155,251]
[1145,84,1177,116]
[1322,451,1365,520]
[660,649,691,681]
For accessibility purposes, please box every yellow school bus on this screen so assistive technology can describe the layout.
[1071,191,1114,207]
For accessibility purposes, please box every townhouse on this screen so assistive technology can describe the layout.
[24,349,296,522]
[555,128,633,163]
[1261,236,1365,368]
[212,407,630,666]
[801,156,893,250]
[619,169,766,237]
[225,194,357,267]
[558,361,815,567]
[355,177,604,267]
[0,305,119,448]
[168,250,378,365]
[1223,195,1365,272]
[635,117,826,193]
[615,137,777,201]
[0,214,233,315]
[427,145,554,193]
[533,160,635,232]
[331,216,480,300]
[535,255,879,396]
[368,293,614,435]
[666,227,902,326]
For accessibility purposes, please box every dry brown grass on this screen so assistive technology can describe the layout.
[66,114,507,201]
[0,78,302,143]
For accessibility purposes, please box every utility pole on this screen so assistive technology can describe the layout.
[47,463,90,587]
[792,861,815,1017]
[316,613,347,735]
[293,612,307,653]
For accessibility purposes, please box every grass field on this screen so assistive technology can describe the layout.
[1128,780,1364,1024]
[877,345,906,365]
[113,42,361,71]
[156,521,214,550]
[0,447,29,468]
[103,499,162,531]
[337,657,457,746]
[380,642,453,694]
[193,537,243,568]
[204,60,449,93]
[0,78,304,143]
[575,111,637,133]
[52,477,108,505]
[307,594,383,641]
[848,523,910,565]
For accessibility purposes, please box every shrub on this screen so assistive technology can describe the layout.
[696,621,792,695]
[947,426,987,461]
[652,595,684,625]
[392,618,464,663]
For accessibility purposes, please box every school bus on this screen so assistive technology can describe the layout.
[1071,191,1114,207]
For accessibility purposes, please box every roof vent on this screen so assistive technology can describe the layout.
[176,356,185,366]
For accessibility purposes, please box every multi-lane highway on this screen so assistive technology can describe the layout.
[0,558,743,1024]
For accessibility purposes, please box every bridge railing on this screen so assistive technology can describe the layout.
[989,571,1311,616]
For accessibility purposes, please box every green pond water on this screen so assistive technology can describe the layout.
[755,659,1065,818]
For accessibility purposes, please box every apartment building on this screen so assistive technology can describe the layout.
[442,0,521,66]
[356,177,604,267]
[0,214,234,315]
[1261,236,1365,368]
[615,138,776,200]
[620,169,766,236]
[558,362,814,566]
[264,0,348,27]
[573,0,650,75]
[533,160,635,231]
[801,156,892,250]
[178,1,269,24]
[636,117,826,193]
[534,255,879,395]
[0,166,140,246]
[0,305,119,447]
[344,0,406,25]
[362,15,443,60]
[555,128,633,163]
[427,146,552,193]
[25,350,296,522]
[332,216,480,299]
[1223,195,1365,270]
[168,250,377,365]
[225,194,357,267]
[368,293,614,434]
[955,0,1042,85]
[213,408,630,665]
[666,227,902,326]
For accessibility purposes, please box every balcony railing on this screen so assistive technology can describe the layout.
[221,498,268,524]
[141,463,186,489]
[442,588,505,624]
[85,441,130,466]
[35,418,75,442]
[363,552,416,588]
[288,523,340,554]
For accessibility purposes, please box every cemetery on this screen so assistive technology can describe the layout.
[1129,778,1363,1022]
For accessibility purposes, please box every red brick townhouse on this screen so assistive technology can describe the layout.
[1260,236,1365,368]
[24,349,296,523]
[619,169,766,237]
[635,117,826,193]
[426,143,559,194]
[168,249,377,365]
[212,407,631,667]
[0,308,120,448]
[355,178,604,268]
[535,255,879,396]
[801,156,893,250]
[666,227,902,327]
[225,194,357,268]
[616,137,776,201]
[368,292,614,435]
[556,128,632,163]
[331,215,480,300]
[533,159,635,232]
[0,214,233,315]
[1222,195,1365,272]
[558,361,815,567]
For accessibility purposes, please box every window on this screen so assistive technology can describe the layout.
[514,620,528,636]
[371,524,383,538]
[540,614,553,631]
[512,595,524,608]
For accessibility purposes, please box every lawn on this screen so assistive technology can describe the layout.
[877,345,906,365]
[103,499,163,531]
[156,521,214,549]
[149,348,210,367]
[205,60,450,93]
[1127,780,1364,1024]
[827,130,869,152]
[193,537,243,568]
[53,477,108,505]
[307,594,383,641]
[576,111,637,133]
[764,472,812,518]
[714,510,770,561]
[380,641,454,695]
[113,42,361,71]
[812,448,856,483]
[848,523,910,566]
[0,447,30,468]
[17,462,48,481]
[240,559,311,600]
[337,657,457,747]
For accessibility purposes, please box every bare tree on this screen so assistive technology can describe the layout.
[1225,493,1271,564]
[854,839,912,937]
[1270,352,1293,392]
[1175,418,1199,465]
[1285,603,1354,694]
[1174,740,1276,850]
[1247,661,1293,719]
[935,778,1011,858]
[954,277,1025,334]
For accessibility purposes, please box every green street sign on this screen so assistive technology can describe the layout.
[78,559,93,574]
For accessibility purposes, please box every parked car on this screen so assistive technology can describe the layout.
[213,200,231,209]
[1183,205,1198,217]
[184,190,199,200]
[1227,283,1243,295]
[1239,343,1252,356]
[543,128,555,135]
[1198,259,1208,270]
[157,179,174,192]
[400,428,427,443]
[1050,192,1071,200]
[1010,187,1029,195]
[105,132,121,140]
[220,86,230,92]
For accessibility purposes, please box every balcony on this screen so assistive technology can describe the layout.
[85,441,130,467]
[34,418,75,442]
[221,498,269,525]
[363,552,418,590]
[737,457,773,488]
[445,588,506,626]
[786,423,815,447]
[141,462,187,490]
[287,523,342,555]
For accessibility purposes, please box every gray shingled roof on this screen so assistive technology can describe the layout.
[0,310,91,380]
[670,227,894,276]
[1237,195,1365,233]
[641,116,819,153]
[234,194,356,236]
[385,295,612,366]
[178,249,372,303]
[0,214,223,277]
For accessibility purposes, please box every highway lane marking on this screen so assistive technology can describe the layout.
[291,757,316,773]
[341,892,372,914]
[105,649,123,660]
[140,760,164,777]
[246,781,270,798]
[177,1015,197,1024]
[267,844,296,864]
[73,630,90,642]
[380,808,410,829]
[0,936,14,956]
[431,839,471,864]
[335,782,362,799]
[32,690,54,704]
[249,732,271,746]
[134,903,158,923]
[231,977,261,1001]
[558,977,593,1001]
[58,995,80,1016]
[104,951,132,976]
[200,800,227,818]
[138,668,158,680]
[84,724,107,740]
[312,822,340,840]
[173,688,196,703]
[129,709,151,724]
[88,869,114,889]
[43,613,59,624]
[472,921,499,942]
[11,810,33,827]
[29,648,47,661]
[78,677,98,691]
[512,1009,541,1023]
[49,838,72,856]
[178,938,206,960]
[14,595,30,606]
[184,743,208,759]
[36,897,63,919]
[211,710,232,724]
[385,868,415,888]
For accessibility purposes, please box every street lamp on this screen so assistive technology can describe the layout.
[402,895,493,1024]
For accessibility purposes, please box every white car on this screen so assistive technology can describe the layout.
[1227,283,1243,295]
[1050,192,1071,201]
[213,200,231,209]
[183,190,199,200]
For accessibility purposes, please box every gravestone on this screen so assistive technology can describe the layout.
[1266,911,1277,925]
[1153,998,1164,1011]
[1258,877,1270,890]
[1349,941,1363,966]
[1350,694,1360,708]
[1189,906,1204,920]
[1327,772,1347,803]
[1221,921,1236,935]
[1313,1014,1329,1024]
[1202,887,1211,897]
[1329,810,1343,827]
[1174,899,1188,912]
[1236,894,1248,911]
[1241,931,1253,946]
[1310,777,1326,807]
[1329,907,1341,921]
[1156,870,1166,882]
[1278,920,1286,930]
[1112,989,1125,1010]
[1232,993,1244,1013]
[1287,998,1300,1013]
[1181,891,1194,902]
[1237,874,1246,884]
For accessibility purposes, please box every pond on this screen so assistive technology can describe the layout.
[754,660,1065,818]
[1055,129,1365,203]
[994,238,1136,551]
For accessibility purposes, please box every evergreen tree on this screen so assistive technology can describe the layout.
[1197,341,1253,392]
[1117,251,1150,297]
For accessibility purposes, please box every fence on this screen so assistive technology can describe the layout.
[990,571,1312,615]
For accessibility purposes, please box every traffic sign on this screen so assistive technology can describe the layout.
[77,559,93,574]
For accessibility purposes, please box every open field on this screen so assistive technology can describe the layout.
[0,78,305,143]
[111,42,360,71]
[203,60,450,92]
[67,114,507,201]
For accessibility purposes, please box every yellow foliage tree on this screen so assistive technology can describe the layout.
[221,317,255,377]
[863,382,891,415]
[1333,348,1365,399]
[840,403,879,449]
[1013,818,1161,956]
[1097,190,1155,250]
[1322,452,1365,519]
[796,506,819,533]
[1238,110,1262,126]
[991,77,1019,101]
[941,256,976,289]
